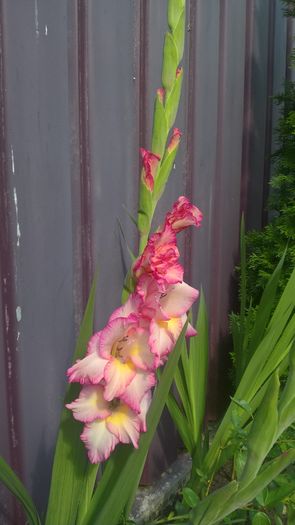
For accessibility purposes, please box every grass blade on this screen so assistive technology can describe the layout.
[45,275,98,525]
[188,290,209,449]
[166,392,194,454]
[247,249,286,359]
[0,457,41,525]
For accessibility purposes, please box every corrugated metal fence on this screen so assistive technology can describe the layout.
[0,0,292,522]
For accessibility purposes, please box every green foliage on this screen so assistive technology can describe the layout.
[45,275,99,525]
[0,457,41,525]
[246,81,295,305]
[163,267,295,525]
[281,0,295,17]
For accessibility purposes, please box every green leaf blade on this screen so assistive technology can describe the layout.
[0,457,41,525]
[45,275,98,525]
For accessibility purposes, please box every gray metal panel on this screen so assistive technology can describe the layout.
[0,0,291,521]
[246,0,272,230]
[2,0,77,513]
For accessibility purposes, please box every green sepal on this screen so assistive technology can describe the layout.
[162,32,178,91]
[168,0,185,32]
[121,270,135,304]
[152,92,168,158]
[173,7,185,62]
[137,182,153,237]
[0,456,41,525]
[165,67,183,128]
[153,141,180,200]
[240,371,280,484]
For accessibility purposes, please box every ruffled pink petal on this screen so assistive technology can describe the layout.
[149,317,182,358]
[109,293,142,322]
[103,359,136,401]
[66,385,111,423]
[67,351,107,385]
[119,372,156,413]
[126,330,156,370]
[160,282,199,318]
[87,331,101,355]
[163,262,184,285]
[81,419,119,463]
[164,195,203,232]
[106,405,141,448]
[186,320,197,337]
[99,316,135,359]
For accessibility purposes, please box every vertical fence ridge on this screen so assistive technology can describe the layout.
[0,2,24,523]
[184,0,198,284]
[208,0,227,417]
[77,0,93,308]
[240,0,254,221]
[262,0,276,226]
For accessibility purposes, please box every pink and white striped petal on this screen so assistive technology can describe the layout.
[103,358,136,401]
[119,371,156,413]
[160,282,199,318]
[81,419,119,463]
[106,405,141,448]
[66,385,111,423]
[67,351,107,385]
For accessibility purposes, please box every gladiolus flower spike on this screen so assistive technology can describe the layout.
[66,196,202,463]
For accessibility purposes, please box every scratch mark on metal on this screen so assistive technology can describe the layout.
[16,306,22,322]
[10,145,15,174]
[34,0,40,38]
[45,24,48,36]
[4,304,9,330]
[13,187,21,247]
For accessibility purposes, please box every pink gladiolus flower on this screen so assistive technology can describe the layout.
[67,195,203,464]
[98,316,156,405]
[167,128,182,153]
[135,276,198,361]
[164,195,203,232]
[67,385,151,463]
[133,224,183,286]
[140,148,161,191]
